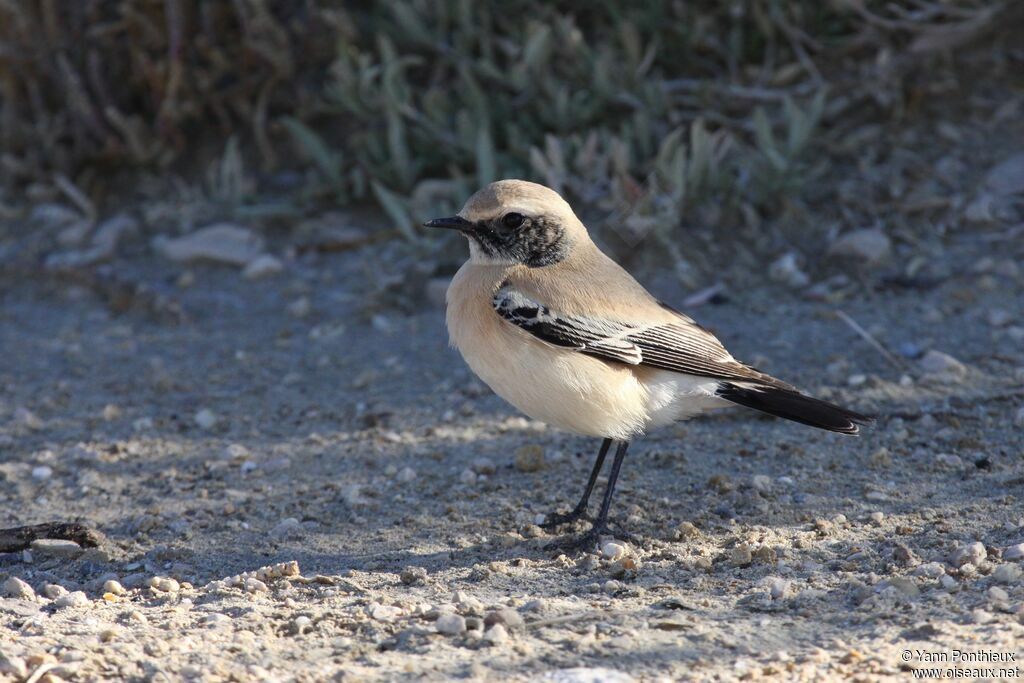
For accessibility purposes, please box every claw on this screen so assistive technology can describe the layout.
[539,509,592,531]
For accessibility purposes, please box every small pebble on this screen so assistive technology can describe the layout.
[244,578,269,593]
[471,457,496,475]
[270,518,302,540]
[913,562,946,579]
[1003,543,1024,561]
[30,538,83,559]
[951,542,986,567]
[730,546,753,567]
[992,563,1022,584]
[766,577,789,600]
[884,577,920,598]
[54,591,89,609]
[292,615,312,634]
[601,541,627,561]
[484,623,509,644]
[194,409,218,430]
[396,467,417,483]
[459,469,477,485]
[287,297,311,318]
[484,608,525,630]
[148,576,181,593]
[1,577,36,601]
[436,613,467,635]
[400,566,428,586]
[242,254,284,280]
[102,580,126,596]
[676,521,701,540]
[31,465,53,481]
[514,445,545,473]
[43,584,69,599]
[919,350,966,379]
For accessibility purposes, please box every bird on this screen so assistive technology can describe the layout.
[425,179,872,549]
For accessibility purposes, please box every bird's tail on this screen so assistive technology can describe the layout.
[716,382,872,435]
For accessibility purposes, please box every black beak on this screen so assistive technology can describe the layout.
[423,216,472,232]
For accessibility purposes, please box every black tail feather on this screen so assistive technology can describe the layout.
[717,382,873,435]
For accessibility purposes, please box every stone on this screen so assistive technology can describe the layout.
[540,668,635,683]
[768,253,809,288]
[1,577,36,601]
[514,445,544,472]
[435,613,467,635]
[103,580,127,596]
[828,228,892,265]
[1003,543,1024,561]
[484,623,509,644]
[400,566,428,586]
[484,608,525,630]
[730,545,753,567]
[601,541,627,561]
[919,350,966,379]
[53,591,89,609]
[242,254,284,279]
[992,563,1022,584]
[884,577,920,598]
[984,152,1024,196]
[29,539,82,559]
[194,409,218,430]
[951,542,986,567]
[154,224,265,266]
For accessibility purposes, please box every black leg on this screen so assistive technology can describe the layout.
[590,440,629,535]
[540,438,612,530]
[546,441,633,551]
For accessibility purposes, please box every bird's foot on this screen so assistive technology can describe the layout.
[543,521,636,553]
[539,507,592,531]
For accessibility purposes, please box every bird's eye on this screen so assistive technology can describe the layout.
[501,212,525,230]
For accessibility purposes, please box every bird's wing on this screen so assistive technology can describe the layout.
[493,284,771,382]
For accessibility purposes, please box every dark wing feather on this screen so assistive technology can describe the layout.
[492,285,770,382]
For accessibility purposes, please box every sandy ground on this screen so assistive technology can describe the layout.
[1,202,1023,682]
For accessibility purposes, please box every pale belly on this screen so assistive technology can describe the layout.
[451,315,726,439]
[444,262,727,439]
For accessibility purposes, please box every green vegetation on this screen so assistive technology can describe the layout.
[0,1,1013,246]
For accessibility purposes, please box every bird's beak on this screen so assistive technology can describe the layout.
[423,216,472,232]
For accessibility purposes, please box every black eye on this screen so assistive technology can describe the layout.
[501,213,525,230]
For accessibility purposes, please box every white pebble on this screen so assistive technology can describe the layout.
[471,457,496,475]
[244,578,269,593]
[148,576,180,593]
[951,542,986,567]
[194,409,218,430]
[54,591,89,609]
[913,562,945,578]
[293,615,312,633]
[103,580,126,596]
[242,254,284,280]
[1003,543,1024,561]
[270,518,302,539]
[43,583,69,599]
[766,577,790,600]
[31,465,53,481]
[989,586,1010,603]
[459,469,477,485]
[992,563,1022,584]
[396,467,417,483]
[484,623,509,644]
[1,577,36,600]
[436,613,467,635]
[919,350,966,378]
[601,542,627,561]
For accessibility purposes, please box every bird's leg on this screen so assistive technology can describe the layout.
[540,438,612,530]
[547,441,632,551]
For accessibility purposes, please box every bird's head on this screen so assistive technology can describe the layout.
[424,180,587,267]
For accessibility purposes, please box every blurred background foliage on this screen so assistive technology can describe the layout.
[0,0,1019,270]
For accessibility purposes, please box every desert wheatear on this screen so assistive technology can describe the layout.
[427,180,871,548]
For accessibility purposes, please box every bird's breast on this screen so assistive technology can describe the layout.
[444,264,723,439]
